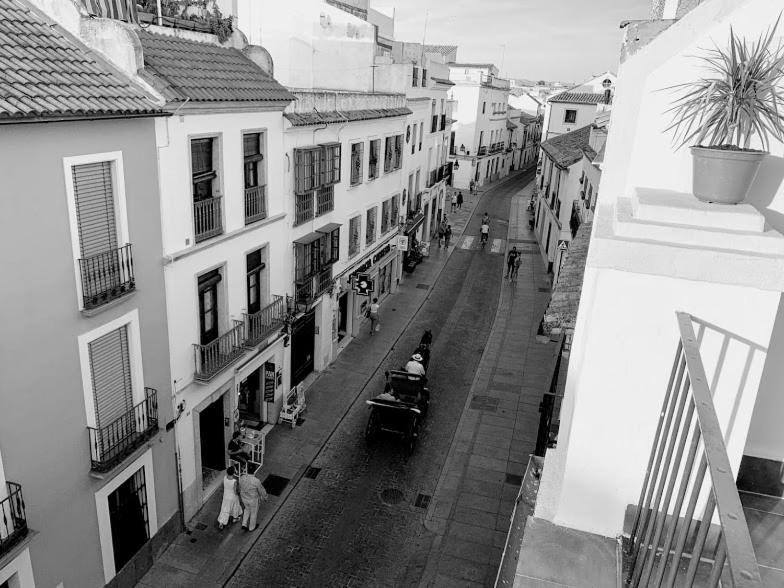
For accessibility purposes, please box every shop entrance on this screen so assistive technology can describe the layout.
[239,368,263,428]
[291,310,315,386]
[108,467,149,573]
[338,292,348,341]
[199,396,226,491]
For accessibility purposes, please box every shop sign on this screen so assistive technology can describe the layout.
[353,273,374,296]
[264,361,276,402]
[397,235,409,251]
[372,243,391,264]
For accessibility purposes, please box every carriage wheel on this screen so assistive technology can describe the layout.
[405,417,419,456]
[365,410,379,446]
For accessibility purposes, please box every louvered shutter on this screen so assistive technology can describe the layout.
[72,162,118,259]
[89,325,133,427]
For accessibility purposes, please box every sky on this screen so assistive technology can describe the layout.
[387,0,651,84]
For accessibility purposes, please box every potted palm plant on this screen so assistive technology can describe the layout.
[666,18,784,204]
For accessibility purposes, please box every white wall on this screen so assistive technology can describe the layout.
[543,102,598,139]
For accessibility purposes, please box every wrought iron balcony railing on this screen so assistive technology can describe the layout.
[78,243,135,310]
[295,278,315,307]
[477,145,488,156]
[88,388,158,473]
[0,482,28,557]
[193,321,245,381]
[623,313,762,587]
[315,266,333,297]
[193,196,223,242]
[244,185,267,225]
[243,295,286,348]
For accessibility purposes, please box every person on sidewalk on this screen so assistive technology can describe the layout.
[480,221,490,247]
[511,254,522,281]
[217,466,243,530]
[470,179,476,194]
[239,472,268,532]
[368,298,380,335]
[450,192,457,212]
[438,219,447,248]
[444,225,452,248]
[228,431,250,465]
[506,247,519,279]
[457,191,463,209]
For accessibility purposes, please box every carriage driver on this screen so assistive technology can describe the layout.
[405,353,427,379]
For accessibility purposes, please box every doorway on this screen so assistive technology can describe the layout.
[199,396,226,491]
[238,368,262,428]
[108,467,149,573]
[291,310,315,386]
[338,292,348,341]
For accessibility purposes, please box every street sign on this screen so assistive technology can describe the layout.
[264,361,276,402]
[557,240,568,251]
[353,274,374,296]
[397,235,409,251]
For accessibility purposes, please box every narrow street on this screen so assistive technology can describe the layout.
[225,170,538,587]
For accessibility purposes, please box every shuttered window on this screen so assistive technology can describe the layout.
[294,147,322,195]
[384,136,394,173]
[191,138,217,201]
[89,325,133,427]
[72,161,118,259]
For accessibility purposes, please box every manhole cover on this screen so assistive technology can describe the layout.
[304,466,321,479]
[380,488,406,505]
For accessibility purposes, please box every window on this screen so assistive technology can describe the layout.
[366,207,377,245]
[368,139,380,179]
[198,269,221,345]
[89,325,134,429]
[411,124,417,155]
[295,228,339,282]
[108,466,150,573]
[384,136,394,173]
[412,66,419,87]
[321,142,342,186]
[294,143,341,224]
[418,122,423,151]
[394,134,403,170]
[350,142,363,186]
[246,248,266,315]
[293,146,322,195]
[316,185,334,216]
[243,132,266,224]
[482,102,486,114]
[564,109,577,124]
[391,194,399,225]
[349,215,361,257]
[381,199,391,233]
[191,138,217,201]
[421,68,427,87]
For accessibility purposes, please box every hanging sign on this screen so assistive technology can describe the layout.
[397,235,409,251]
[264,361,276,402]
[353,274,373,296]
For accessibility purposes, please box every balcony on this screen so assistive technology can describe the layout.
[478,145,488,157]
[193,321,245,381]
[295,267,333,307]
[193,196,223,242]
[490,142,504,154]
[242,295,287,348]
[87,388,158,473]
[437,166,444,182]
[244,185,267,225]
[427,169,438,188]
[0,482,28,557]
[78,244,135,310]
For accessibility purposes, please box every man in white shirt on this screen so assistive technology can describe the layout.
[480,222,490,246]
[405,353,426,378]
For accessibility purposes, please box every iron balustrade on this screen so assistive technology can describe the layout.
[193,196,223,242]
[295,278,315,306]
[0,482,27,556]
[535,334,566,456]
[78,244,135,310]
[295,192,314,226]
[624,313,762,587]
[316,185,334,217]
[193,321,245,381]
[244,185,267,225]
[315,266,333,296]
[87,388,158,473]
[478,145,488,156]
[243,295,286,348]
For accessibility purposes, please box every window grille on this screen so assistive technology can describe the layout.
[350,142,363,185]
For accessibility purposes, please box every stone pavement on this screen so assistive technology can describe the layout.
[135,174,522,588]
[418,180,558,587]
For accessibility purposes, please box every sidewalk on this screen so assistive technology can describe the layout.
[418,180,558,587]
[136,175,519,587]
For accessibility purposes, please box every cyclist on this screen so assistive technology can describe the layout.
[480,221,490,248]
[482,212,490,225]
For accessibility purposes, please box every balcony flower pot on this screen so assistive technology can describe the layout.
[690,146,765,204]
[667,19,784,205]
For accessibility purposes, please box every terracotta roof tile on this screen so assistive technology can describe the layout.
[285,106,412,127]
[137,30,294,105]
[549,91,609,105]
[543,221,593,334]
[0,0,161,122]
[541,125,592,168]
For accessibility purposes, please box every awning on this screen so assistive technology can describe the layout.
[316,222,341,233]
[293,231,322,244]
[403,214,425,235]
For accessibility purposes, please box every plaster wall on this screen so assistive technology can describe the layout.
[543,102,599,139]
[0,119,177,587]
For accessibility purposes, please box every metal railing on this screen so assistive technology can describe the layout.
[194,196,223,242]
[88,388,158,472]
[315,266,333,296]
[244,185,267,225]
[78,244,135,310]
[624,313,762,587]
[535,334,566,456]
[316,185,334,217]
[194,321,245,381]
[295,278,315,306]
[243,295,286,348]
[0,482,28,556]
[295,192,314,226]
[478,145,488,156]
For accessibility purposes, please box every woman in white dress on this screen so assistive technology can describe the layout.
[217,466,243,530]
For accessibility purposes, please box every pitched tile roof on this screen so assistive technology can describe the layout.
[0,0,161,122]
[430,76,454,86]
[542,221,592,334]
[549,92,608,105]
[518,112,540,123]
[285,107,412,127]
[137,30,294,105]
[540,125,592,168]
[423,44,458,58]
[506,119,518,130]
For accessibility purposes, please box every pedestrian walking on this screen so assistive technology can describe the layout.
[438,219,447,248]
[239,472,268,532]
[506,247,519,279]
[469,179,476,194]
[512,254,522,280]
[444,225,452,248]
[450,192,457,212]
[482,212,490,226]
[457,191,463,209]
[217,466,243,530]
[368,297,380,335]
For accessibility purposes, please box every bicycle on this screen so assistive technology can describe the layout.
[480,231,489,249]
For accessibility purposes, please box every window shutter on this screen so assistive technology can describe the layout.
[72,161,118,259]
[294,149,305,195]
[89,325,133,427]
[333,143,341,184]
[191,139,213,175]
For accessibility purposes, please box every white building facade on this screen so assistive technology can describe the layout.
[541,72,615,140]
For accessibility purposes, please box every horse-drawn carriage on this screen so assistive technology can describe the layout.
[365,331,432,455]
